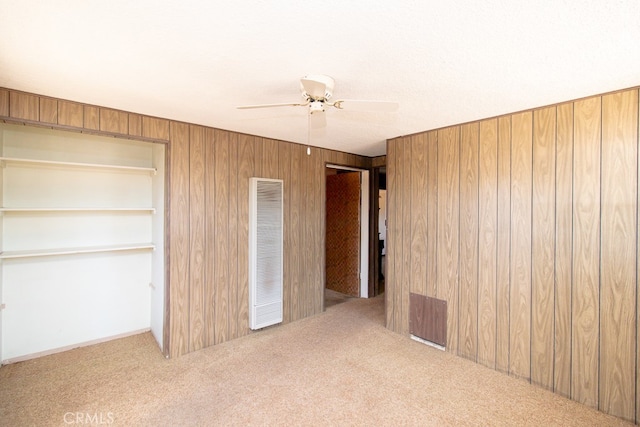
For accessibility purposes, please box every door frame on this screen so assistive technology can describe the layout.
[325,164,369,298]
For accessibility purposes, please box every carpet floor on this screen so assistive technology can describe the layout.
[0,294,631,426]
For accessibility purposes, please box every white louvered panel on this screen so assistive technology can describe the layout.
[249,178,283,330]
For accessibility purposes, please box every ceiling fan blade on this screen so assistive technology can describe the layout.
[237,101,308,109]
[300,78,327,100]
[332,99,399,112]
[309,111,327,129]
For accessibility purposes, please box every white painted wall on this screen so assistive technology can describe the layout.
[0,124,164,363]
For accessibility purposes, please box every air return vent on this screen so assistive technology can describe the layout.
[249,178,284,330]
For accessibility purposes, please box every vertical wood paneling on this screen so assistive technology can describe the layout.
[554,102,574,398]
[426,131,438,298]
[383,88,640,422]
[392,138,405,333]
[237,134,254,337]
[0,88,9,116]
[58,100,83,128]
[83,105,99,130]
[254,137,263,177]
[306,146,315,313]
[478,118,498,368]
[531,106,556,390]
[637,89,640,425]
[401,137,412,335]
[300,145,311,317]
[39,97,57,124]
[325,149,337,165]
[572,96,601,408]
[188,125,206,352]
[386,139,398,331]
[410,134,428,297]
[599,90,637,421]
[128,113,142,137]
[313,149,324,314]
[393,137,411,333]
[459,122,479,361]
[263,138,279,178]
[279,142,292,320]
[214,130,230,345]
[227,133,239,340]
[310,146,321,315]
[143,116,170,141]
[436,127,460,352]
[509,111,533,380]
[100,108,128,134]
[496,116,511,373]
[298,144,307,318]
[9,92,38,121]
[306,146,316,315]
[168,121,190,358]
[323,149,334,310]
[290,142,302,321]
[634,89,640,424]
[204,128,217,346]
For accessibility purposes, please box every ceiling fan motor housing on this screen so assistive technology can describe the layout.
[301,74,334,100]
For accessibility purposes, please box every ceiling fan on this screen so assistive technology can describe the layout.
[237,74,398,129]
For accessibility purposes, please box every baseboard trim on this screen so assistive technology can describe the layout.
[1,328,151,365]
[410,334,446,351]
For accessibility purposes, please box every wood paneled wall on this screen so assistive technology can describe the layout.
[168,130,369,357]
[386,87,640,423]
[0,87,371,360]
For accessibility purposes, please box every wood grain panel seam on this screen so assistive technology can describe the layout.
[637,88,640,425]
[457,127,462,354]
[598,95,602,410]
[552,106,558,392]
[435,134,438,299]
[475,124,481,363]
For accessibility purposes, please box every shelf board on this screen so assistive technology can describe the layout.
[0,156,156,174]
[0,243,155,260]
[0,207,156,213]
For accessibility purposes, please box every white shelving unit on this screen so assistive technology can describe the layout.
[0,243,156,260]
[0,156,157,174]
[0,123,165,363]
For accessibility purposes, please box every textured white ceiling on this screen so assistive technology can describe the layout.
[1,1,639,156]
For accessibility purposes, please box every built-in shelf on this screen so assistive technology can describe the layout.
[0,156,156,174]
[0,207,156,213]
[0,243,155,260]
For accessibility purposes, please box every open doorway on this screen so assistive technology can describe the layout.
[325,165,369,309]
[374,167,386,295]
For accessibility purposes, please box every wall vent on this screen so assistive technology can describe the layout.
[409,293,447,347]
[249,178,283,330]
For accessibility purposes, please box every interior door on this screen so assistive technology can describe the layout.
[325,171,361,297]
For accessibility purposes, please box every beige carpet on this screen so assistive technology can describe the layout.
[324,288,355,308]
[0,294,630,426]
